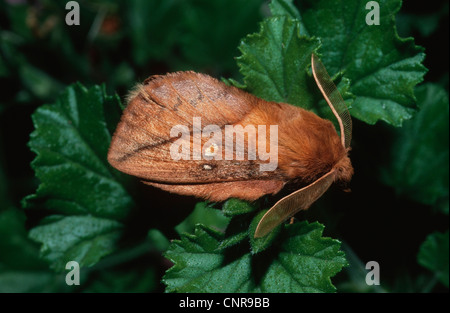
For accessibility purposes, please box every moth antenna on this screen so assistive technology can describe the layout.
[254,170,336,238]
[311,54,352,149]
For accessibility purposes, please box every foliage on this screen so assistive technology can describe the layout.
[417,230,449,288]
[381,83,449,214]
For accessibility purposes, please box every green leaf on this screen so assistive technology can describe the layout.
[417,231,449,288]
[222,198,258,217]
[236,3,353,125]
[175,202,229,235]
[237,0,426,126]
[219,199,259,250]
[29,215,123,272]
[237,15,321,109]
[163,221,347,292]
[23,83,135,271]
[249,209,281,254]
[23,83,134,220]
[381,83,449,214]
[297,0,427,126]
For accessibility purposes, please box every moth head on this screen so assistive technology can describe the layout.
[334,154,353,187]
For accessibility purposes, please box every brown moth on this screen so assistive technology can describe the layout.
[108,54,353,238]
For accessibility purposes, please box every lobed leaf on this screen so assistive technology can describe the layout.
[297,0,427,126]
[241,0,427,126]
[29,215,123,272]
[24,83,134,271]
[23,83,133,220]
[237,15,321,109]
[163,221,347,292]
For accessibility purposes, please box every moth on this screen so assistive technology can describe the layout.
[108,54,353,238]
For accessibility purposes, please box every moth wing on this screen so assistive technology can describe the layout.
[108,71,280,185]
[254,170,336,238]
[144,180,284,202]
